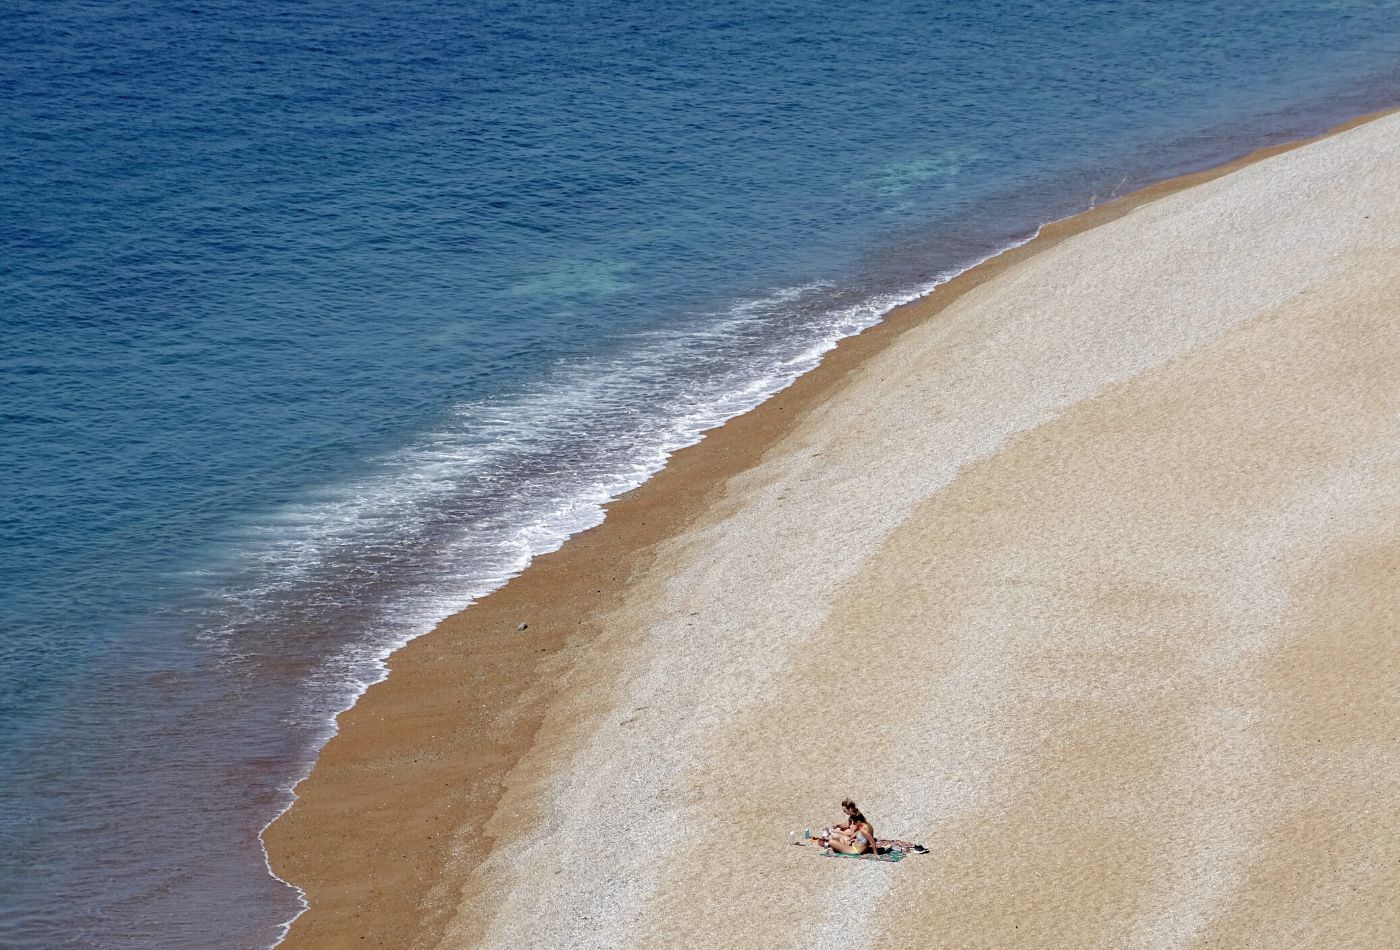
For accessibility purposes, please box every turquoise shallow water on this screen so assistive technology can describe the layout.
[3,1,1399,945]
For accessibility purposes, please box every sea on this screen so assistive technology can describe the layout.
[3,1,1399,945]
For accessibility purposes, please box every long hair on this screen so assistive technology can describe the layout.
[841,798,866,825]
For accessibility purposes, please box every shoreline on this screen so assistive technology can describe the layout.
[263,103,1399,948]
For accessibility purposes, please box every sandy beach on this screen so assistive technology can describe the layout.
[266,108,1400,949]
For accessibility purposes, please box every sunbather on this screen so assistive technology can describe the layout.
[814,799,875,855]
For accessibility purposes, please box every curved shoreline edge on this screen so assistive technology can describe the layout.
[262,103,1399,949]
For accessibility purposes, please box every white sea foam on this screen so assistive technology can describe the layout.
[256,232,1039,946]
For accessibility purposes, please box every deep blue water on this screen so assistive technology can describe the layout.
[3,1,1398,945]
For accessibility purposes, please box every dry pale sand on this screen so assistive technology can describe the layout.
[268,109,1400,950]
[440,112,1400,948]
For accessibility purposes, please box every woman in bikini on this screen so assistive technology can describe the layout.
[816,798,875,855]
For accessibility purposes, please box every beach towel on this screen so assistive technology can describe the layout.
[876,838,928,854]
[791,829,929,858]
[820,847,905,862]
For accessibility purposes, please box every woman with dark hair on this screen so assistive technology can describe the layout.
[816,799,876,855]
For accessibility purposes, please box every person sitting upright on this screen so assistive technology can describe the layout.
[815,798,875,855]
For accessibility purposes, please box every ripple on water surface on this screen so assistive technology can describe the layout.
[3,0,1400,945]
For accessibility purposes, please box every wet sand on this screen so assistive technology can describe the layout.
[265,107,1400,949]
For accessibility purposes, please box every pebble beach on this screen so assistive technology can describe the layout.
[269,110,1400,948]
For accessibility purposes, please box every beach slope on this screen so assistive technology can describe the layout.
[269,110,1400,948]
